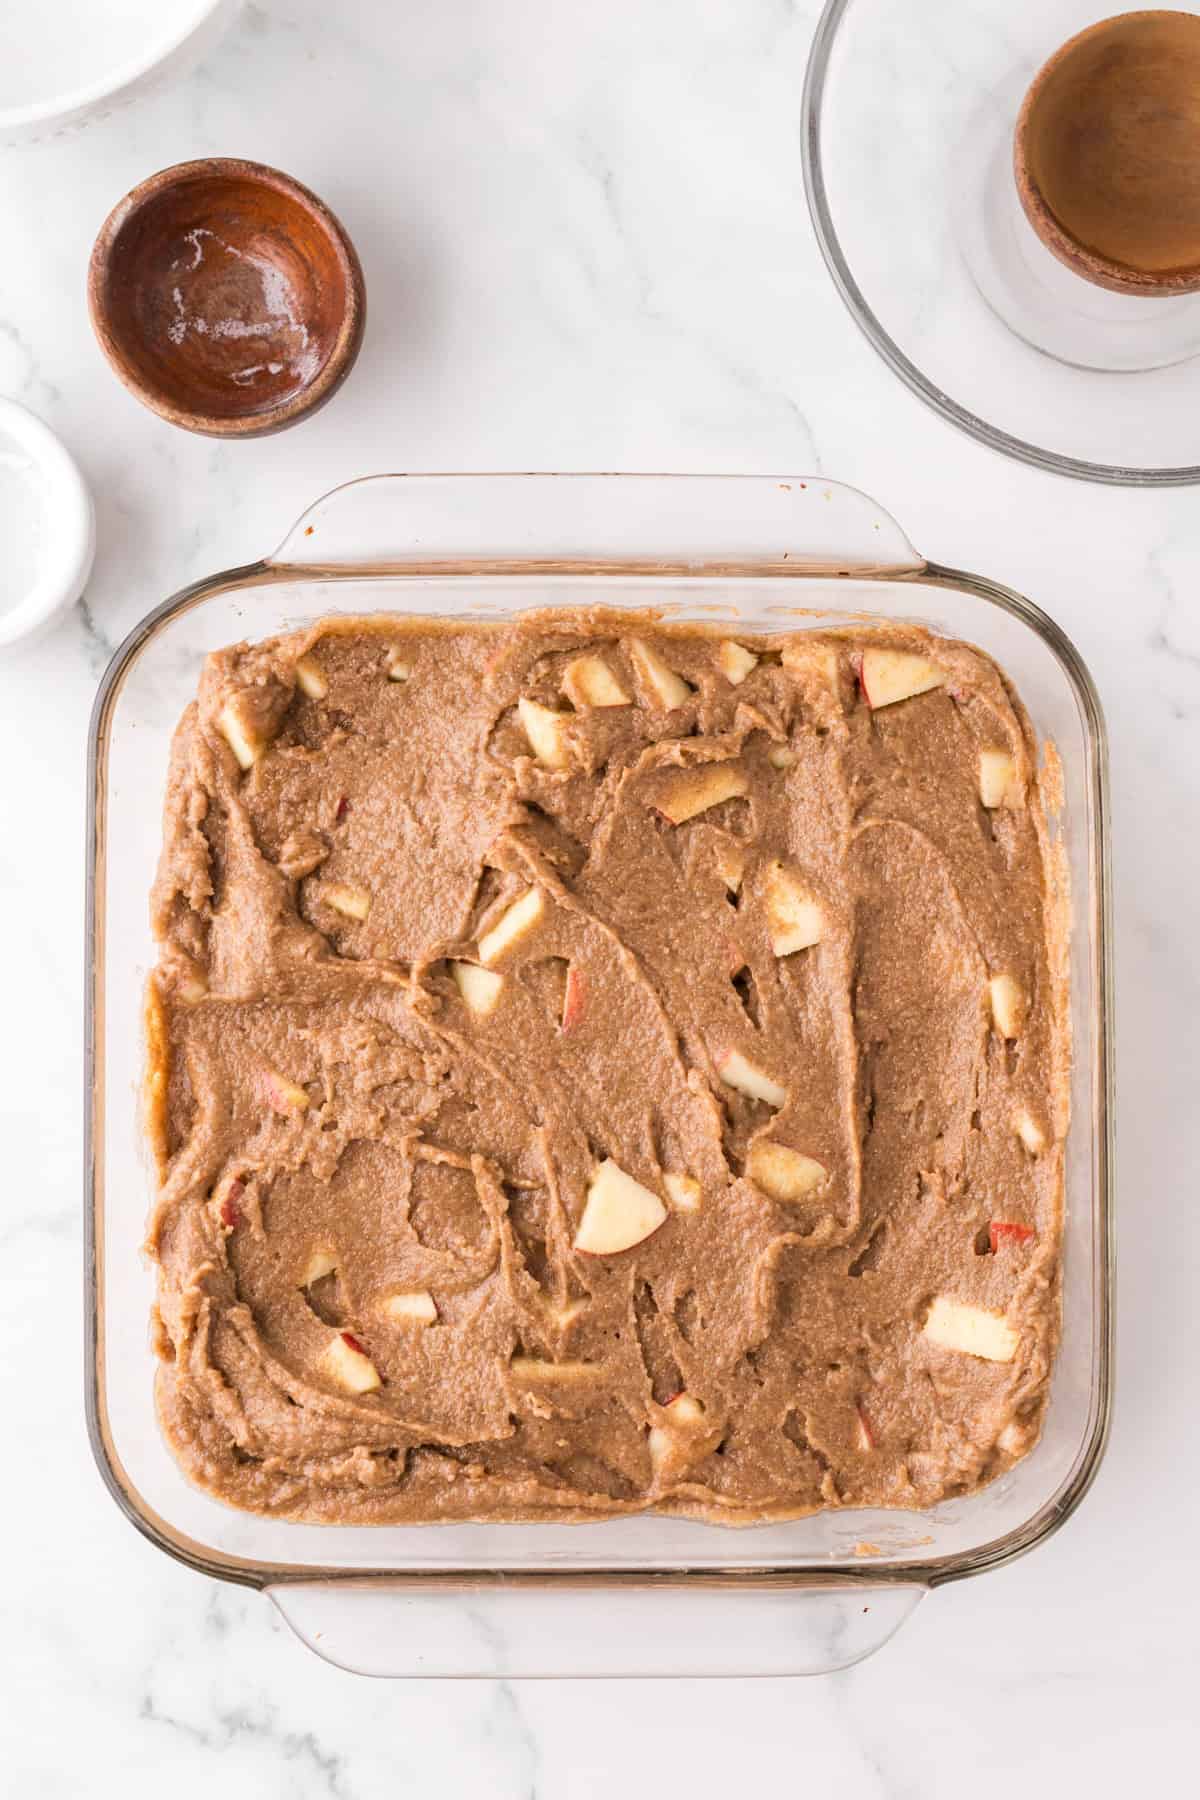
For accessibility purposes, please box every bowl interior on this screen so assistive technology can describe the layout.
[94,169,352,424]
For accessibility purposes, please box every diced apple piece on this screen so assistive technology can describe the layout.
[630,638,691,710]
[217,699,262,770]
[979,748,1022,809]
[997,1419,1029,1456]
[561,963,586,1032]
[989,973,1026,1039]
[517,697,571,769]
[451,961,504,1016]
[860,647,944,709]
[655,762,748,825]
[325,882,371,922]
[663,1392,704,1426]
[384,1289,438,1325]
[214,1176,244,1229]
[178,972,208,1004]
[294,654,328,700]
[322,1331,382,1394]
[763,862,825,956]
[1013,1107,1047,1154]
[562,654,630,708]
[767,745,796,769]
[989,1220,1037,1253]
[717,640,758,686]
[783,641,840,689]
[574,1159,667,1255]
[649,1393,707,1476]
[664,1172,702,1212]
[478,887,546,966]
[855,1403,875,1452]
[301,1248,337,1287]
[747,1140,827,1201]
[509,1356,598,1382]
[385,648,412,682]
[262,1067,310,1115]
[716,1048,787,1109]
[923,1296,1018,1363]
[713,840,745,894]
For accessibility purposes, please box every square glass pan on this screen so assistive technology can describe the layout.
[86,475,1112,1677]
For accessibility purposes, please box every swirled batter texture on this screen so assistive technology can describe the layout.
[145,613,1068,1523]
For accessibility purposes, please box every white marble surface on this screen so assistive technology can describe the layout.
[1,0,1197,1789]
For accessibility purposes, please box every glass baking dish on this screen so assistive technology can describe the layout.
[85,474,1113,1677]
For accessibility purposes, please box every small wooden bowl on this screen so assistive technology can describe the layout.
[88,158,366,437]
[1014,10,1200,298]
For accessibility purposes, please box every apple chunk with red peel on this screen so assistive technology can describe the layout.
[763,861,825,956]
[630,638,691,710]
[324,882,371,922]
[715,1048,787,1109]
[451,960,504,1017]
[301,1248,337,1286]
[384,1290,438,1324]
[989,1220,1036,1253]
[989,973,1026,1039]
[262,1067,310,1115]
[664,1171,701,1212]
[517,697,571,769]
[922,1296,1018,1362]
[294,654,328,700]
[747,1140,827,1201]
[717,640,758,686]
[860,647,944,709]
[478,887,545,965]
[574,1159,667,1255]
[979,748,1022,809]
[562,654,630,708]
[561,962,586,1032]
[855,1403,875,1452]
[655,762,748,825]
[322,1331,381,1394]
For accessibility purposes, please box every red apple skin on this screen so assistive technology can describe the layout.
[219,1180,244,1229]
[989,1220,1036,1253]
[335,795,351,823]
[561,964,586,1033]
[341,1330,369,1356]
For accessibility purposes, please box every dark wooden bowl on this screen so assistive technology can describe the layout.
[87,158,366,437]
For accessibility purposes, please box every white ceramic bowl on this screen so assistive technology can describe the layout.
[0,0,241,147]
[0,399,94,649]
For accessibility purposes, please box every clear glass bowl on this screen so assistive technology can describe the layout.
[86,475,1113,1675]
[803,0,1200,484]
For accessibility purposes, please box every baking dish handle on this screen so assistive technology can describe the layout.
[268,472,924,574]
[268,1580,926,1678]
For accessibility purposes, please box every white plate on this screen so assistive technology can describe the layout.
[0,0,241,146]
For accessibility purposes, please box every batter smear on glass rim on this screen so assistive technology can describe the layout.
[143,611,1069,1523]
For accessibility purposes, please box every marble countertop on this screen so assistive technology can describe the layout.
[1,0,1195,1791]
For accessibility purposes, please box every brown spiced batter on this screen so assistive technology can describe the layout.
[144,612,1068,1524]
